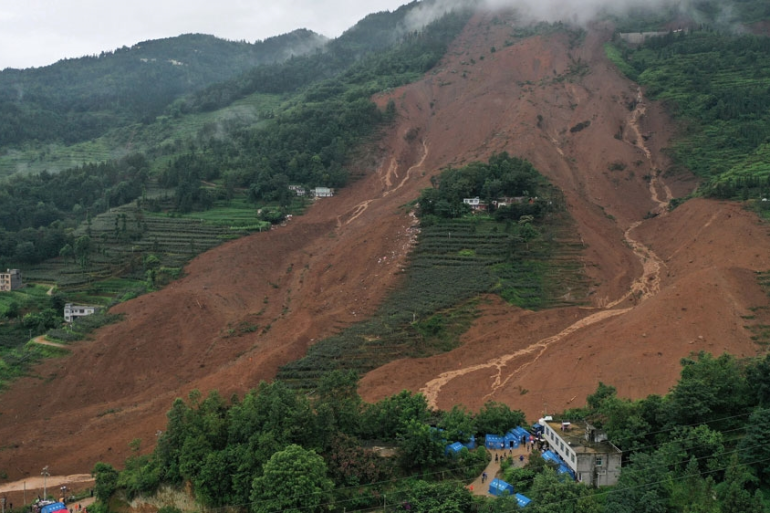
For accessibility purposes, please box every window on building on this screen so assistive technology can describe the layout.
[571,453,575,462]
[595,456,603,467]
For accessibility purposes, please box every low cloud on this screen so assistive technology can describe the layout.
[402,0,742,32]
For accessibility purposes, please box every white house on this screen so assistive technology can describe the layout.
[314,187,334,198]
[64,303,100,323]
[288,185,307,197]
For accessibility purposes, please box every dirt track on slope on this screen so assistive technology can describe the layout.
[2,12,770,480]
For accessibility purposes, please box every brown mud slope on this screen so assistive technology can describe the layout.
[1,12,769,479]
[360,14,770,412]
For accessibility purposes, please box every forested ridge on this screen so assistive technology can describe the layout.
[0,30,326,147]
[0,5,471,266]
[92,352,770,512]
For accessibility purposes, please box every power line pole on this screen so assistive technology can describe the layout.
[41,466,49,501]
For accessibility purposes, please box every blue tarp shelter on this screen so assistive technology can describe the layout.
[485,434,505,450]
[504,431,520,448]
[511,426,530,441]
[41,503,66,513]
[488,478,514,497]
[463,435,477,450]
[515,493,532,508]
[542,450,561,464]
[557,463,576,479]
[542,451,576,479]
[445,441,464,456]
[430,427,447,443]
[531,422,545,435]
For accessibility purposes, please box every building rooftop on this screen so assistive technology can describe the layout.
[544,421,621,455]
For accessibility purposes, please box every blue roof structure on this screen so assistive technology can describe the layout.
[463,435,477,450]
[504,431,520,448]
[446,441,464,456]
[542,450,576,479]
[485,434,506,449]
[510,427,530,440]
[488,478,514,497]
[41,503,66,513]
[541,450,561,464]
[557,463,576,479]
[515,493,532,508]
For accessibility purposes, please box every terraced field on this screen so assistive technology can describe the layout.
[22,200,242,302]
[277,209,590,388]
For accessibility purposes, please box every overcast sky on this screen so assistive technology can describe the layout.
[0,0,411,70]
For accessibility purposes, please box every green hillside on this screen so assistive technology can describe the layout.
[0,30,326,150]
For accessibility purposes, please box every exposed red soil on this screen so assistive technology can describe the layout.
[1,11,769,481]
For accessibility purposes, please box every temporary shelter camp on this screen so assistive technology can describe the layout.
[488,478,514,497]
[445,442,464,456]
[515,493,532,508]
[485,434,505,450]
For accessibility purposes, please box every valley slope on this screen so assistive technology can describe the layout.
[1,12,769,480]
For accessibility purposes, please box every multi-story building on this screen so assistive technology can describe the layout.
[0,269,22,292]
[538,419,622,487]
[64,303,100,323]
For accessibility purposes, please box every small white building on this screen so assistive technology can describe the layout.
[463,197,480,207]
[313,187,334,198]
[0,269,22,292]
[64,303,100,323]
[288,185,307,197]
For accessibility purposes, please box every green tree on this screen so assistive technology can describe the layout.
[361,390,430,439]
[91,462,119,503]
[316,370,362,437]
[59,243,74,264]
[665,353,749,429]
[398,419,445,471]
[474,401,526,435]
[402,480,475,513]
[250,444,334,513]
[74,235,92,270]
[439,405,475,444]
[604,452,669,513]
[669,457,720,513]
[717,455,763,513]
[528,468,600,513]
[737,408,770,481]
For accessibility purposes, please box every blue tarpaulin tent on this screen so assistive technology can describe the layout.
[557,463,576,479]
[488,478,514,497]
[511,427,530,441]
[515,493,532,508]
[41,503,66,513]
[463,435,477,450]
[542,450,561,464]
[542,451,576,479]
[504,431,520,448]
[485,434,505,449]
[445,441,464,456]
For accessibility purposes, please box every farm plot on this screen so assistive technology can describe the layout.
[277,212,590,388]
[23,201,241,298]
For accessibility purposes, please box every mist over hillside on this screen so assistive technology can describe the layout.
[403,0,770,31]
